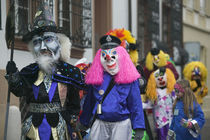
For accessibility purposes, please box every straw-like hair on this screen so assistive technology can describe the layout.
[183,61,207,81]
[145,50,167,71]
[146,68,176,101]
[85,46,140,85]
[129,49,139,66]
[173,79,198,118]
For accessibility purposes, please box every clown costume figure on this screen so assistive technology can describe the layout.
[183,61,208,105]
[144,47,179,80]
[146,67,176,140]
[5,3,84,140]
[77,35,145,140]
[168,80,205,140]
[106,28,152,139]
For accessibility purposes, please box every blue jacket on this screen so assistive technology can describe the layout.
[169,101,205,140]
[80,72,145,129]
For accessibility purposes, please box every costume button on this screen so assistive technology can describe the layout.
[99,89,104,95]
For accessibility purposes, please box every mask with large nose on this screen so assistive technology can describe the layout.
[100,48,119,75]
[32,32,61,60]
[32,32,61,74]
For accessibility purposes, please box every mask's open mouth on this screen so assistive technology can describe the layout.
[159,81,165,86]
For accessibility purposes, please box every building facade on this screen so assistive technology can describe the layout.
[183,0,210,89]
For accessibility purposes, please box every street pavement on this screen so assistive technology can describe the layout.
[201,95,210,140]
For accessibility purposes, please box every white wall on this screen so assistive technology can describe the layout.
[112,0,137,37]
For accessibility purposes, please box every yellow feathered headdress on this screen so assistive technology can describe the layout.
[106,28,138,66]
[183,61,207,81]
[145,49,167,71]
[146,68,176,101]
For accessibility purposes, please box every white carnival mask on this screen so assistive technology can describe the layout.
[154,68,167,88]
[100,48,119,75]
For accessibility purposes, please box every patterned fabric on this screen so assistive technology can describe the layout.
[21,116,33,140]
[21,113,69,140]
[153,88,175,128]
[43,74,52,93]
[29,103,63,113]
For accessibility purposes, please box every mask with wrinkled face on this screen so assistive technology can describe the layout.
[100,48,119,75]
[32,32,61,60]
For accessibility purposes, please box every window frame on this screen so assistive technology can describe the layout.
[7,0,90,59]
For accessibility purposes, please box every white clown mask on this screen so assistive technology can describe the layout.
[154,67,167,88]
[100,48,119,75]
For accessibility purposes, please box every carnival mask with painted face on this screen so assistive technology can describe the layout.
[32,32,61,58]
[153,55,160,66]
[100,48,119,75]
[192,66,201,80]
[154,67,167,88]
[32,32,61,74]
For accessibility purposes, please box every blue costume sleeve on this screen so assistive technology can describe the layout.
[79,86,96,126]
[127,80,145,129]
[193,103,205,129]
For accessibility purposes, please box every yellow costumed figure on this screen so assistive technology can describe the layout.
[146,67,176,140]
[144,47,179,80]
[183,61,208,105]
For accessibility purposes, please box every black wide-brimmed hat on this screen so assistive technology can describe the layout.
[22,2,58,42]
[99,35,121,49]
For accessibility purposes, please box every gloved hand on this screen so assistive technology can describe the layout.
[6,61,17,74]
[180,118,193,129]
[133,129,144,140]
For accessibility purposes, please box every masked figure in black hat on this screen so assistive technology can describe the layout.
[5,3,84,140]
[144,47,179,80]
[76,35,145,140]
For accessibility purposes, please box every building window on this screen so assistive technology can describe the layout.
[58,0,92,49]
[187,0,193,9]
[7,0,47,50]
[200,0,205,14]
[7,0,92,57]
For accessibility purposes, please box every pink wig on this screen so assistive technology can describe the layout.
[85,46,140,85]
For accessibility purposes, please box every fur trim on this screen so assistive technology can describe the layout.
[56,33,71,63]
[145,50,167,71]
[183,61,207,81]
[85,46,140,85]
[146,68,176,101]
